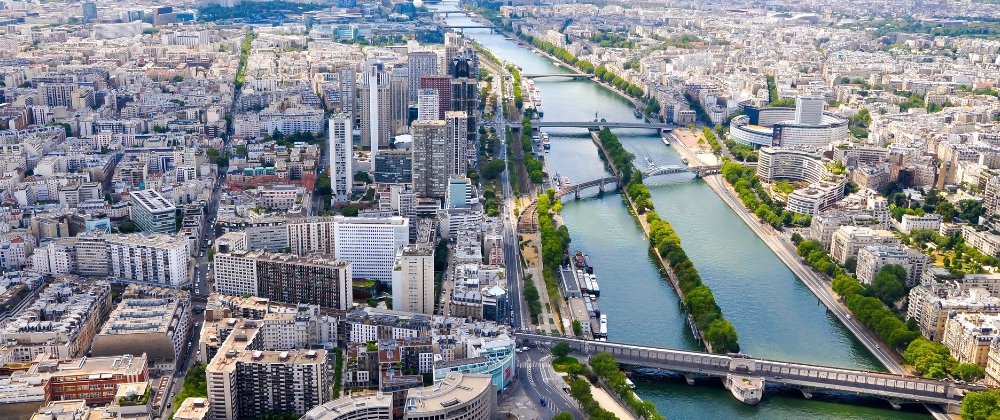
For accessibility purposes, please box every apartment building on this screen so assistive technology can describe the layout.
[963,225,1000,257]
[908,286,1000,342]
[900,213,944,234]
[855,245,929,287]
[829,226,899,264]
[206,319,330,420]
[392,246,434,315]
[942,313,1000,367]
[0,279,112,361]
[106,233,190,287]
[213,251,352,310]
[256,253,352,310]
[0,353,148,405]
[214,249,260,298]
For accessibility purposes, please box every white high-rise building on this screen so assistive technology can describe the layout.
[794,95,825,125]
[329,114,352,203]
[106,233,190,287]
[446,111,469,177]
[408,50,439,102]
[215,249,261,298]
[417,89,439,121]
[333,216,409,284]
[360,62,391,156]
[392,246,434,314]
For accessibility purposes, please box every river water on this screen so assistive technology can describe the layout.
[434,4,928,418]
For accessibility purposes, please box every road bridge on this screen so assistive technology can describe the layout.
[528,121,673,130]
[522,73,595,79]
[517,333,964,411]
[554,177,621,200]
[644,164,722,178]
[441,25,499,33]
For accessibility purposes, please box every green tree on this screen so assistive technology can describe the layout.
[340,205,359,217]
[353,171,372,184]
[119,220,139,233]
[953,363,985,382]
[869,264,907,305]
[553,413,574,420]
[936,201,956,221]
[572,320,583,336]
[316,173,332,196]
[962,389,1000,420]
[551,342,571,358]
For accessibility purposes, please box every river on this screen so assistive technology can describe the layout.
[433,4,929,419]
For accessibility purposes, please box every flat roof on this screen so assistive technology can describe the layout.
[404,372,492,414]
[130,190,176,213]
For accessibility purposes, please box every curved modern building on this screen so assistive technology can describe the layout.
[403,372,496,420]
[731,96,848,149]
[757,146,846,215]
[756,147,830,184]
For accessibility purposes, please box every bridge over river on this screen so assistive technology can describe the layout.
[517,333,964,412]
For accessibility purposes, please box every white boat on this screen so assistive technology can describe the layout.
[598,314,608,338]
[541,132,550,150]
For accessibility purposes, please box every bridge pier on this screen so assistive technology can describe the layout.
[799,387,815,399]
[885,398,903,410]
[574,190,580,200]
[683,375,697,385]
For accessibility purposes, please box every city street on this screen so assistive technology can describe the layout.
[515,347,583,419]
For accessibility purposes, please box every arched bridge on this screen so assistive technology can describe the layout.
[517,333,965,411]
[645,164,722,177]
[554,177,621,200]
[522,73,595,79]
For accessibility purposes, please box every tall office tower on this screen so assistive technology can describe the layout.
[420,76,451,120]
[408,50,439,102]
[450,78,477,135]
[443,33,463,75]
[411,120,449,199]
[329,114,352,203]
[332,215,409,284]
[374,149,412,184]
[390,67,410,137]
[359,62,391,154]
[392,246,434,314]
[417,89,439,121]
[794,95,825,125]
[445,111,469,177]
[82,2,97,22]
[129,189,177,234]
[338,67,356,121]
[450,57,473,79]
